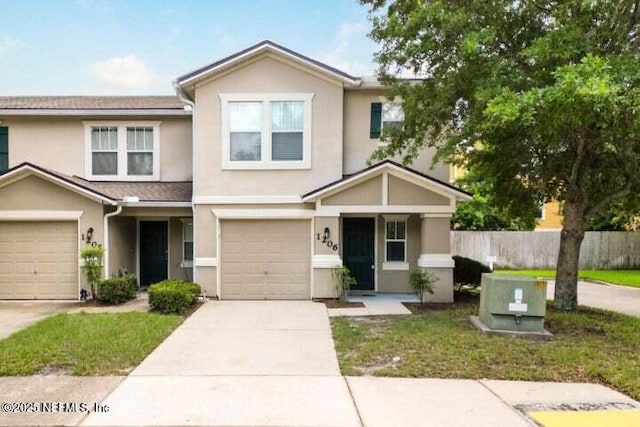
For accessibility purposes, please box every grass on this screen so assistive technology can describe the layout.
[331,294,640,401]
[0,311,183,376]
[497,269,640,289]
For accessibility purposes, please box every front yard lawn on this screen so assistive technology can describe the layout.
[497,269,640,289]
[331,295,640,401]
[0,311,182,376]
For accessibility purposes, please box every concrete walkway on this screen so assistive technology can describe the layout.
[79,300,639,426]
[546,280,640,317]
[82,301,361,426]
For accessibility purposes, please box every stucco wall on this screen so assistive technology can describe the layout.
[4,116,192,181]
[343,90,449,181]
[376,214,421,293]
[192,54,344,197]
[388,175,450,205]
[108,216,136,278]
[322,176,383,206]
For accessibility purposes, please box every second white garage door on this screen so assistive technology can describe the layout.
[0,221,78,299]
[220,220,311,300]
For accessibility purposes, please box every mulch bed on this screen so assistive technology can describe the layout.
[404,291,481,314]
[315,299,365,309]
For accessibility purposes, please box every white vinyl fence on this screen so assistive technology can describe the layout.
[451,231,640,269]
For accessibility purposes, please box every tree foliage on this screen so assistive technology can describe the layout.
[361,0,640,310]
[452,169,538,230]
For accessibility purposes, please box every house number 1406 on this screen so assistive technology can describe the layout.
[317,234,338,251]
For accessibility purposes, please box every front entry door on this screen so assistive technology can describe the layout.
[343,218,375,292]
[139,221,168,287]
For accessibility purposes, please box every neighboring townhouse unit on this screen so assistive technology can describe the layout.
[0,40,470,302]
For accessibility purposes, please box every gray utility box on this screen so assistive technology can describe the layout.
[479,274,548,332]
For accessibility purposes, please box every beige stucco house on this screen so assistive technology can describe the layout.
[0,41,470,301]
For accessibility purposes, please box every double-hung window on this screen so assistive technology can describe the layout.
[382,103,404,131]
[221,93,313,169]
[91,127,118,176]
[383,215,409,270]
[126,127,154,176]
[85,122,160,180]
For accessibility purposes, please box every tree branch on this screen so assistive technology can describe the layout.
[587,182,633,217]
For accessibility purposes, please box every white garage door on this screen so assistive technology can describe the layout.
[220,220,311,300]
[0,222,78,299]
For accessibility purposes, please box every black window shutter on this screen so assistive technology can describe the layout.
[370,102,382,139]
[0,127,7,172]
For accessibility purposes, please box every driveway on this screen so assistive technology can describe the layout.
[82,301,361,426]
[0,301,79,339]
[546,280,640,317]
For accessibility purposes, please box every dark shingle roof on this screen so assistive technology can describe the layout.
[0,162,192,203]
[0,96,186,110]
[83,181,192,202]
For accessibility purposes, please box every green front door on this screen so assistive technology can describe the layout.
[139,221,168,287]
[343,218,375,291]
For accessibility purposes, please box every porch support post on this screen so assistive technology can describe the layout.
[417,214,454,303]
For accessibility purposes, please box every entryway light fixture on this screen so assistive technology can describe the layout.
[86,227,94,244]
[323,227,330,240]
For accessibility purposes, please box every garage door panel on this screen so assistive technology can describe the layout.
[221,220,310,300]
[0,221,78,299]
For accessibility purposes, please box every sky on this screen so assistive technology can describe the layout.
[0,0,380,96]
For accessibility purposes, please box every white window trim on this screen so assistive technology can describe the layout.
[383,214,409,269]
[219,93,313,170]
[181,218,194,267]
[84,121,161,181]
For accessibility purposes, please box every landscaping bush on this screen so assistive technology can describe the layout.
[453,256,492,291]
[409,269,437,304]
[148,280,201,314]
[97,274,138,304]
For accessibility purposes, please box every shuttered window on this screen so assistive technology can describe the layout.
[370,102,404,139]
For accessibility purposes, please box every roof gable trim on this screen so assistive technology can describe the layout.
[176,41,361,87]
[302,160,472,203]
[0,163,117,204]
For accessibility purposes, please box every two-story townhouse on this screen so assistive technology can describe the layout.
[0,40,470,302]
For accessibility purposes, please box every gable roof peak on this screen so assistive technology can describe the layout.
[175,40,361,89]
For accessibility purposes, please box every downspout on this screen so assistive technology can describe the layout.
[174,81,198,284]
[103,203,123,279]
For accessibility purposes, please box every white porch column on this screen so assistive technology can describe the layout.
[417,214,454,303]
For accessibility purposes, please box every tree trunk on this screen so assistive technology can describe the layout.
[554,200,586,311]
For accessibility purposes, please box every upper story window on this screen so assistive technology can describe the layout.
[84,121,160,180]
[220,93,313,170]
[370,101,404,140]
[382,103,404,131]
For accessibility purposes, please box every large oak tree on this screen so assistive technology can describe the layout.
[361,0,640,310]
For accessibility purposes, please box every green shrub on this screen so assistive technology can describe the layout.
[331,266,357,300]
[453,256,492,290]
[409,269,437,303]
[148,280,201,314]
[97,274,138,304]
[80,245,105,298]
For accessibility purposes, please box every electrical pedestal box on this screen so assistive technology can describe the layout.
[478,274,548,332]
